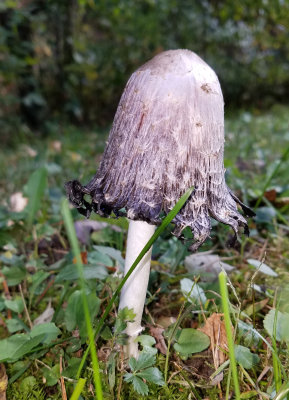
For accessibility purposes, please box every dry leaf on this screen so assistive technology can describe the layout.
[74,220,122,244]
[97,346,112,363]
[156,316,177,329]
[149,326,167,355]
[0,364,8,400]
[275,197,289,206]
[264,189,277,202]
[34,302,54,325]
[184,252,234,281]
[199,313,230,384]
[245,298,268,317]
[73,251,88,265]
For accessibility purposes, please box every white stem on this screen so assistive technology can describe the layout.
[118,220,156,359]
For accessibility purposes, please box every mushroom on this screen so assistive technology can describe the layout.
[66,49,254,359]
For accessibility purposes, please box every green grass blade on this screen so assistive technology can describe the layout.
[61,198,103,400]
[273,382,289,400]
[26,167,47,227]
[70,378,87,400]
[272,306,282,393]
[262,197,289,227]
[219,271,240,400]
[76,186,194,379]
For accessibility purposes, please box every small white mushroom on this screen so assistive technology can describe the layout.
[66,49,254,359]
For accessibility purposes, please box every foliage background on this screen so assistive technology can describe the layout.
[1,0,289,139]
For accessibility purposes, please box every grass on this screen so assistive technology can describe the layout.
[0,104,289,399]
[219,271,240,400]
[61,198,103,399]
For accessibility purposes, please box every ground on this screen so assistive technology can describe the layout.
[0,105,289,399]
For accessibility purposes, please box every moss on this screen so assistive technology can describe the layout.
[7,376,46,400]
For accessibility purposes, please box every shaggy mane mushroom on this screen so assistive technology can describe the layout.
[66,49,254,358]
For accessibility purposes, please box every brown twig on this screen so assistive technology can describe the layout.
[35,278,55,306]
[59,355,67,400]
[257,365,270,383]
[167,369,181,385]
[35,359,51,370]
[19,284,33,329]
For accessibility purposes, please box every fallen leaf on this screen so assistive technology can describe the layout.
[97,346,111,363]
[156,316,176,329]
[247,258,278,277]
[75,220,122,245]
[275,197,289,206]
[245,298,268,317]
[149,326,167,355]
[73,252,88,265]
[34,302,54,325]
[0,363,8,400]
[199,313,229,384]
[10,192,28,212]
[264,189,277,202]
[185,252,235,281]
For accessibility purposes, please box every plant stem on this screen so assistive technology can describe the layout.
[273,305,282,393]
[70,378,87,400]
[219,271,240,400]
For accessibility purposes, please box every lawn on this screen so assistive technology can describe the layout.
[0,105,289,400]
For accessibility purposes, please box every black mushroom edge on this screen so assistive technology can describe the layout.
[65,179,255,252]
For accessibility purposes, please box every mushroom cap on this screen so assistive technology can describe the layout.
[66,49,254,251]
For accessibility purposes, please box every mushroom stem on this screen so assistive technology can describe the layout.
[119,220,156,359]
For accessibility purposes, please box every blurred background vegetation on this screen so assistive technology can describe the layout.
[1,0,288,143]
